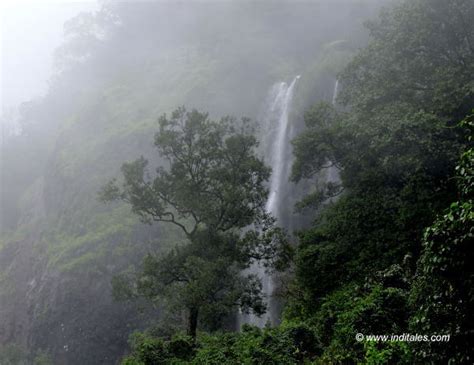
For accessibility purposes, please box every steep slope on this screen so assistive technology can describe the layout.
[0,2,381,363]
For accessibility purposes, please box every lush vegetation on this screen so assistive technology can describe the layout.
[2,3,363,363]
[120,323,321,365]
[286,0,474,363]
[1,0,473,363]
[120,0,473,363]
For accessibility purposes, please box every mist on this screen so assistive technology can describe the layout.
[1,0,472,364]
[1,1,97,114]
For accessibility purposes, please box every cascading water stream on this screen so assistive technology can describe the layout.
[327,79,340,183]
[240,75,300,328]
[332,79,339,106]
[265,76,300,217]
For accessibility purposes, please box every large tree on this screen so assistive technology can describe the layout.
[100,107,287,337]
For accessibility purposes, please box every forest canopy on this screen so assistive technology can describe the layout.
[113,0,474,363]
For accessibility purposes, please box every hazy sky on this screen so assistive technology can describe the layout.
[0,0,98,114]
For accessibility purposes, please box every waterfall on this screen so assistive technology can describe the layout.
[240,75,300,328]
[332,78,339,106]
[327,79,340,184]
[265,76,300,218]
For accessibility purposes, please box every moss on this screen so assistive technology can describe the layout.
[45,205,139,271]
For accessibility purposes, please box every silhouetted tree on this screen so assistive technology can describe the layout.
[101,107,288,338]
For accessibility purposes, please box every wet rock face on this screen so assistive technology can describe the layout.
[28,270,143,364]
[0,239,33,348]
[0,233,153,364]
[0,179,46,351]
[0,143,156,364]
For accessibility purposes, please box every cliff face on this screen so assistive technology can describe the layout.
[0,72,343,365]
[0,177,45,347]
[0,53,281,364]
[0,123,163,364]
[0,2,377,363]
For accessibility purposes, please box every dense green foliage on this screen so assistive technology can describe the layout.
[118,0,473,363]
[286,0,474,362]
[107,1,474,364]
[101,108,288,338]
[2,0,473,363]
[0,1,380,362]
[120,323,321,365]
[100,108,271,236]
[410,114,474,363]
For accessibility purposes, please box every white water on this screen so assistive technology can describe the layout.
[241,76,300,328]
[265,76,300,218]
[327,79,340,183]
[332,79,339,106]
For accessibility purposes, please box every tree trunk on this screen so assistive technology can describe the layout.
[188,307,198,339]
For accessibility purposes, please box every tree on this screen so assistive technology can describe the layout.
[100,107,287,338]
[410,113,474,364]
[287,0,473,361]
[290,0,473,301]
